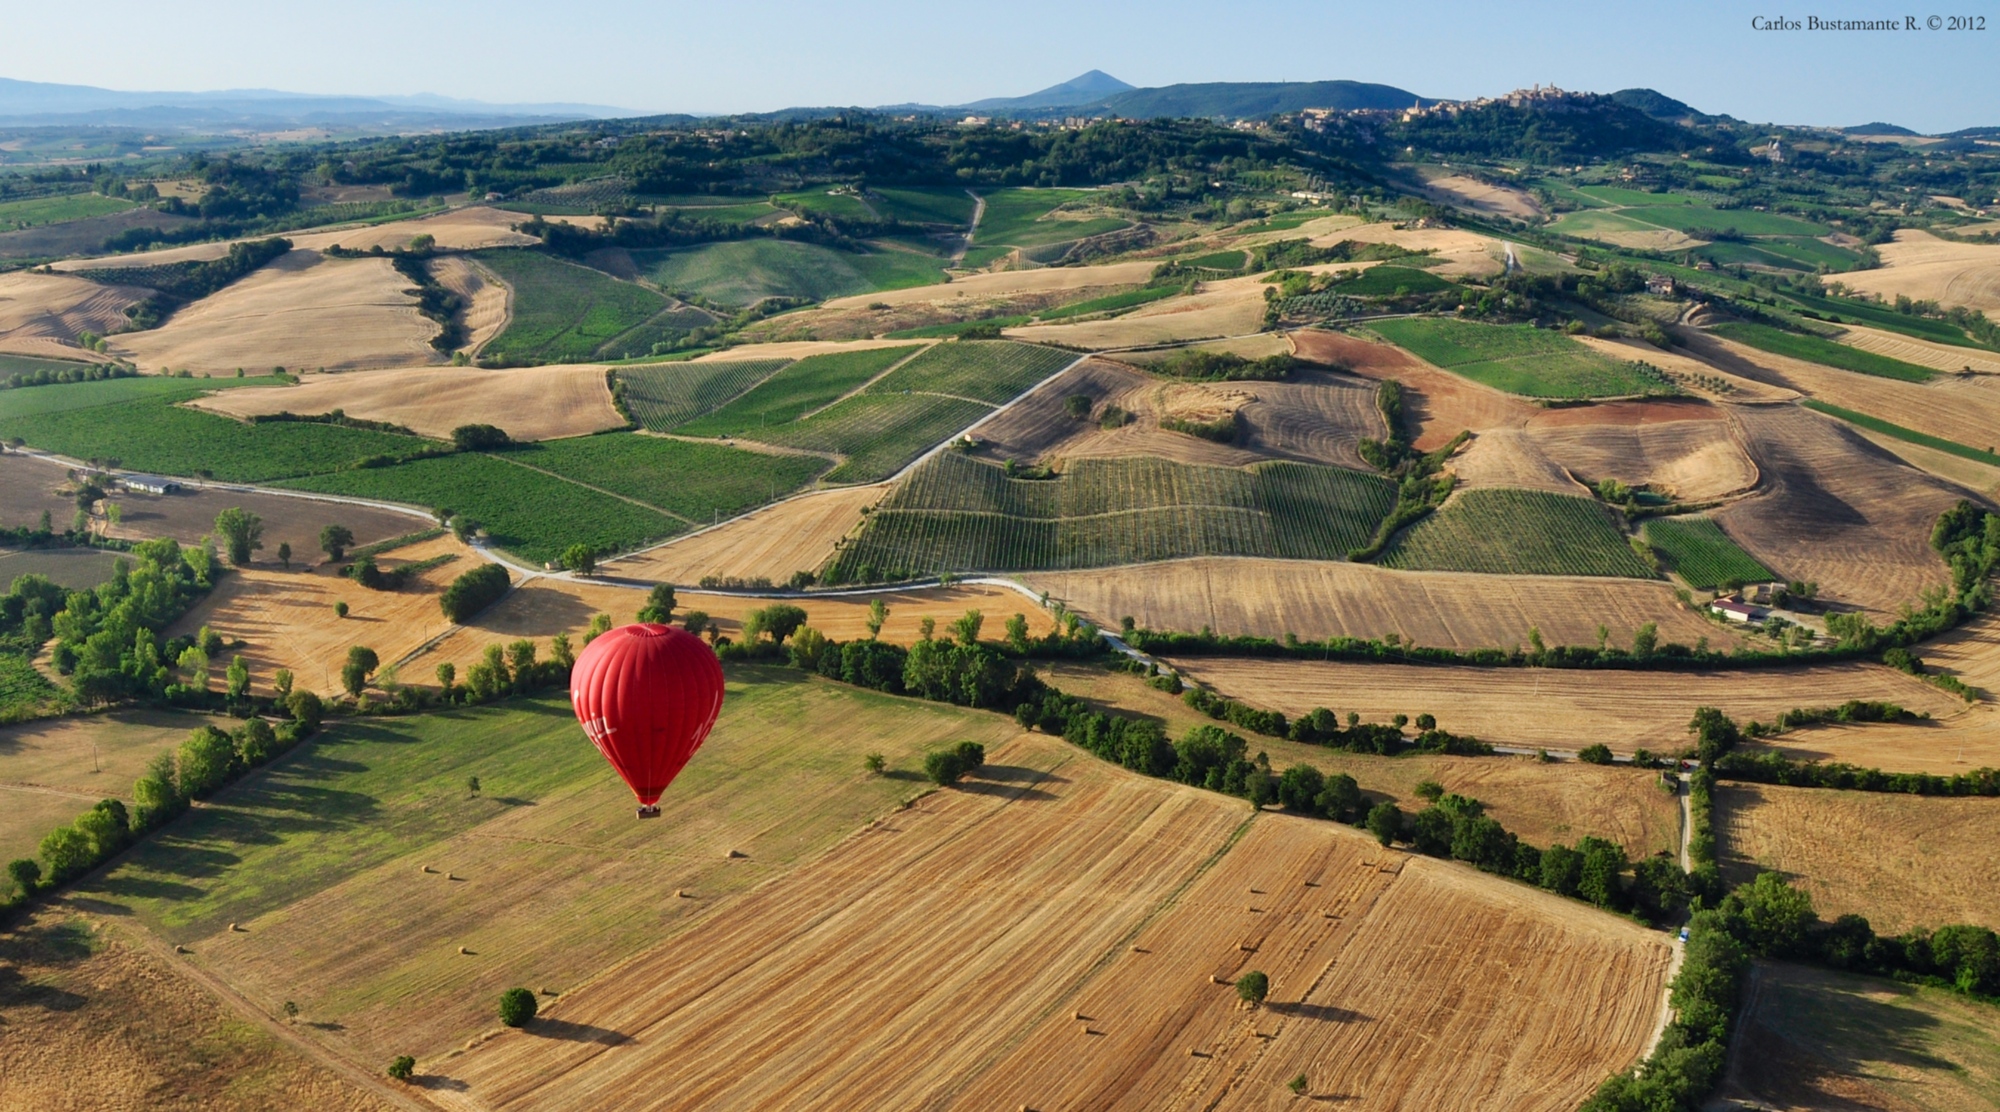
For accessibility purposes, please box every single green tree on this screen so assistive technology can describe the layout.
[636,583,676,624]
[467,775,482,796]
[435,661,456,694]
[951,609,984,645]
[286,689,324,732]
[37,825,94,882]
[746,603,808,644]
[1632,622,1659,658]
[214,507,264,566]
[387,1056,416,1081]
[225,654,251,700]
[282,1000,300,1022]
[924,749,966,786]
[320,524,355,563]
[1288,1073,1309,1096]
[1236,970,1269,1006]
[1366,801,1403,847]
[1005,613,1030,653]
[277,541,291,569]
[7,857,42,895]
[1577,743,1615,765]
[865,598,889,639]
[584,612,615,645]
[341,646,378,698]
[333,600,349,618]
[498,987,538,1027]
[558,544,597,576]
[863,753,886,774]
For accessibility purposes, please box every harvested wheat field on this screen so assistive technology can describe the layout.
[604,486,876,585]
[1424,173,1543,219]
[54,206,540,271]
[954,816,1670,1112]
[1448,428,1581,493]
[166,536,473,696]
[100,485,420,566]
[0,270,151,353]
[1167,656,1954,754]
[430,255,510,356]
[1692,331,2000,451]
[1313,222,1508,280]
[122,675,1026,1071]
[1713,404,1962,614]
[1009,276,1268,349]
[193,365,624,442]
[1118,332,1296,365]
[1836,323,2000,374]
[689,338,926,362]
[403,576,1053,679]
[820,260,1155,310]
[1855,427,2000,498]
[427,733,1249,1110]
[0,912,395,1112]
[1036,665,1682,856]
[1721,961,2000,1112]
[1574,334,1798,402]
[1292,328,1535,449]
[1025,557,1726,651]
[973,360,1382,470]
[0,711,216,863]
[1525,404,1759,502]
[109,250,440,374]
[1835,229,2000,317]
[1717,783,2000,933]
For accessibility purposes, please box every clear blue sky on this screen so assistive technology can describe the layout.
[3,0,1993,132]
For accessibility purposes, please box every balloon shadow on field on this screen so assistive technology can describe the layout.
[1266,1001,1372,1024]
[529,1018,630,1045]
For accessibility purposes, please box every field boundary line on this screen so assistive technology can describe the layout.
[950,188,984,267]
[794,340,937,423]
[478,452,696,525]
[0,780,108,801]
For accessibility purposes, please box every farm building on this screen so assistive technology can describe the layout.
[120,474,182,494]
[1645,274,1677,296]
[1709,598,1766,623]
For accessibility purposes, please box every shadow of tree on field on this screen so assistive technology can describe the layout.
[528,1017,630,1046]
[411,1075,471,1092]
[1266,1001,1373,1024]
[955,778,1055,802]
[979,763,1066,785]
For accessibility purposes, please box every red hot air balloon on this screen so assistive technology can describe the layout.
[569,623,724,818]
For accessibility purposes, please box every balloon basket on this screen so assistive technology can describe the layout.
[636,805,662,819]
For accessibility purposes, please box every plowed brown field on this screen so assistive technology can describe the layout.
[429,736,1667,1111]
[99,484,420,564]
[1449,427,1582,493]
[1167,655,1955,754]
[1424,174,1543,219]
[1525,403,1758,502]
[1009,275,1268,349]
[1024,557,1728,651]
[430,255,510,356]
[109,250,440,374]
[1713,404,1961,614]
[603,485,876,584]
[53,206,538,271]
[1292,329,1534,449]
[0,270,150,354]
[1836,323,2000,374]
[192,364,624,442]
[1717,783,2000,933]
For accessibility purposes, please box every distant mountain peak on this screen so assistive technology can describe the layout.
[1844,121,1919,136]
[959,70,1136,112]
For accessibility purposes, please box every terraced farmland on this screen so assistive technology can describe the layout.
[1371,318,1675,399]
[1381,488,1656,577]
[616,358,792,430]
[826,452,1395,580]
[865,339,1075,403]
[1643,515,1773,588]
[674,346,919,436]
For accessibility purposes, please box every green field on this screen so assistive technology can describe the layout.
[516,433,829,523]
[0,373,283,420]
[1369,318,1674,398]
[757,393,994,483]
[1329,265,1458,297]
[772,189,877,222]
[973,188,1123,248]
[828,453,1395,580]
[0,353,115,379]
[473,249,677,364]
[615,358,791,430]
[1573,186,1696,207]
[1782,291,1996,351]
[634,238,946,307]
[1692,237,1860,272]
[1620,205,1828,237]
[0,652,63,725]
[0,396,429,484]
[1549,209,1681,241]
[0,192,133,229]
[1801,400,2000,465]
[870,187,977,226]
[1708,321,1935,382]
[1037,285,1179,321]
[675,346,919,436]
[0,547,124,590]
[1643,516,1773,588]
[865,340,1075,404]
[1381,489,1656,578]
[275,452,681,563]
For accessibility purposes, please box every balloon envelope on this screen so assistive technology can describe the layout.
[569,623,724,806]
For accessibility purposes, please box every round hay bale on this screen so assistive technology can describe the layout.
[457,945,469,955]
[676,889,688,898]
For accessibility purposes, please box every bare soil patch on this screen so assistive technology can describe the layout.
[192,364,624,442]
[1293,328,1535,449]
[1423,173,1544,219]
[1717,783,2000,933]
[1526,411,1759,502]
[429,255,510,356]
[1713,404,1961,615]
[603,485,878,584]
[1169,655,1953,754]
[1449,427,1582,493]
[1313,222,1508,280]
[1026,557,1729,651]
[96,480,420,566]
[109,250,440,374]
[1008,276,1267,349]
